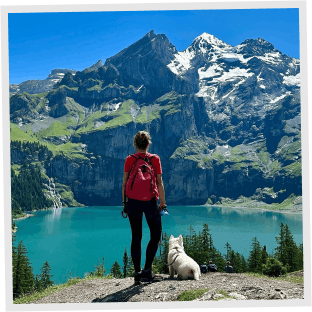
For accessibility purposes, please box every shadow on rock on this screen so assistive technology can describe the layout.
[91,283,149,302]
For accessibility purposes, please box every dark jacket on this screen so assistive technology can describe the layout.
[208,264,218,272]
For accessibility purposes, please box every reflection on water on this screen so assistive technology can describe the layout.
[52,208,62,219]
[45,208,64,235]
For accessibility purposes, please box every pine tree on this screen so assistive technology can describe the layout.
[13,241,34,299]
[275,223,302,272]
[39,261,53,289]
[223,244,243,273]
[247,237,263,273]
[186,225,197,262]
[241,255,248,272]
[261,245,269,267]
[122,248,129,278]
[213,250,226,272]
[234,252,243,273]
[298,243,304,270]
[34,275,42,292]
[225,242,232,261]
[127,257,135,277]
[197,223,212,264]
[94,257,106,277]
[110,261,122,278]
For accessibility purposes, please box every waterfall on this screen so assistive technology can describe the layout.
[45,178,63,209]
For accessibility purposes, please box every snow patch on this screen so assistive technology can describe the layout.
[283,73,300,86]
[220,53,241,62]
[270,91,292,104]
[167,48,196,75]
[257,52,282,64]
[198,64,223,79]
[107,102,121,112]
[213,68,253,83]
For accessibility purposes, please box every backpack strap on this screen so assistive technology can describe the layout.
[128,154,140,175]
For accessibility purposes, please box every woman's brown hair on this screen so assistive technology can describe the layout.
[133,131,151,151]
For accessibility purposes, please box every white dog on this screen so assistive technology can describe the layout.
[168,235,201,280]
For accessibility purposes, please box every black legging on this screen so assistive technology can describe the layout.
[127,198,162,272]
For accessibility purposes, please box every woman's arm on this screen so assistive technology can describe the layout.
[156,174,166,208]
[122,171,129,202]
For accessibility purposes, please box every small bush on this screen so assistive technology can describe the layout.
[262,257,287,277]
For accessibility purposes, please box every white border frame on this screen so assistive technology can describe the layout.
[1,1,310,311]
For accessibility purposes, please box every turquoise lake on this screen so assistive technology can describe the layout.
[13,206,303,284]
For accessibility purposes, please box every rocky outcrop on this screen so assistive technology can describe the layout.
[29,271,304,303]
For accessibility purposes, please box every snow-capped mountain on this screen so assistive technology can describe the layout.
[10,31,302,207]
[168,33,300,118]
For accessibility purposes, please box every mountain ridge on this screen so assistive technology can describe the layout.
[10,30,302,208]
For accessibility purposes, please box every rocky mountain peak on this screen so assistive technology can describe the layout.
[88,60,103,70]
[144,29,156,38]
[189,32,231,54]
[47,69,76,80]
[105,30,177,68]
[236,38,277,56]
[10,30,302,208]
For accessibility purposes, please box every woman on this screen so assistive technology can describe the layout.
[122,131,166,285]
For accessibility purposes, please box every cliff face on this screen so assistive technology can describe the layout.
[10,30,302,207]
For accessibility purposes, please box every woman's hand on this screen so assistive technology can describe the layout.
[159,201,166,209]
[158,201,167,213]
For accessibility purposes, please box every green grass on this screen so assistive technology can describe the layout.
[269,160,281,174]
[257,149,270,165]
[231,162,246,170]
[283,160,302,177]
[269,194,301,210]
[165,107,181,115]
[178,288,209,301]
[156,91,179,103]
[229,146,247,162]
[213,290,237,301]
[209,193,301,212]
[278,138,301,160]
[10,123,38,142]
[212,150,226,163]
[87,81,103,91]
[13,275,113,304]
[55,183,84,207]
[243,271,303,284]
[38,118,76,138]
[55,142,89,160]
[76,100,135,134]
[76,110,107,133]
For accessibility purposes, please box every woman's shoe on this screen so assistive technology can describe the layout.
[141,268,162,283]
[134,271,141,285]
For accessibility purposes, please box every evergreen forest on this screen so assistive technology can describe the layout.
[11,163,53,217]
[12,222,303,301]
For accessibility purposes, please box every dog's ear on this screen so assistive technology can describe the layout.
[178,235,183,247]
[170,235,174,240]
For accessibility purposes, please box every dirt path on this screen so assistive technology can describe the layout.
[30,271,304,303]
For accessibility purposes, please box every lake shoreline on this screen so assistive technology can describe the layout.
[12,202,303,221]
[202,204,302,215]
[13,213,35,221]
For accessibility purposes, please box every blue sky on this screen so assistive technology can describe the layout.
[8,8,300,84]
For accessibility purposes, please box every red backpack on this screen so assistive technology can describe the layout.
[125,154,159,201]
